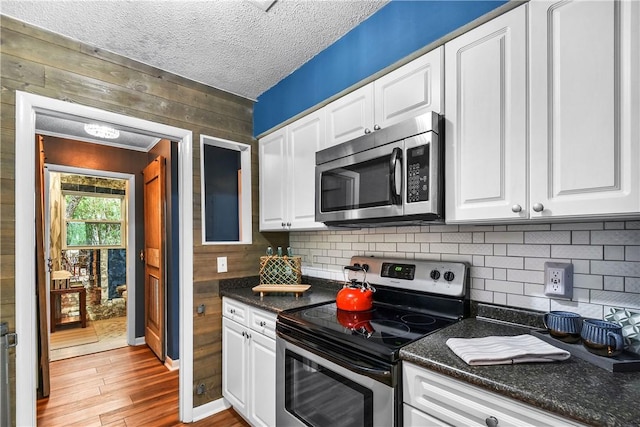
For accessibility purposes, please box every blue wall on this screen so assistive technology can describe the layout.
[254,0,508,136]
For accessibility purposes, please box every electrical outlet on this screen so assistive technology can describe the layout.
[196,383,206,395]
[544,262,573,299]
[217,256,228,273]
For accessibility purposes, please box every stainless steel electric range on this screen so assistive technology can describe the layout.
[276,256,469,427]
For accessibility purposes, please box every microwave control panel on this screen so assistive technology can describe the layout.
[407,144,429,203]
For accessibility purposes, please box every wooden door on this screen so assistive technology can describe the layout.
[143,156,165,361]
[36,135,50,396]
[529,0,640,218]
[444,5,528,222]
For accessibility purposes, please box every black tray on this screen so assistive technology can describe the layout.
[531,329,640,373]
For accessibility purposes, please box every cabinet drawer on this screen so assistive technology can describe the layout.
[249,308,277,340]
[222,297,248,326]
[403,363,582,427]
[403,403,449,427]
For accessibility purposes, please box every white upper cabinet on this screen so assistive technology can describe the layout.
[325,84,375,147]
[446,0,639,223]
[375,46,443,128]
[259,128,288,230]
[326,47,444,148]
[259,109,327,231]
[529,0,640,219]
[287,109,327,230]
[445,6,528,222]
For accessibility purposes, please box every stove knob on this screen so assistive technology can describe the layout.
[362,264,369,272]
[444,271,455,282]
[430,270,440,280]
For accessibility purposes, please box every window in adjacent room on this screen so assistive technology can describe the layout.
[200,135,252,244]
[62,191,126,249]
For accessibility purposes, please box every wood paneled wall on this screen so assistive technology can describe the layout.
[0,14,289,421]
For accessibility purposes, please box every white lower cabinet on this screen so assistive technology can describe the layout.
[222,298,276,427]
[403,362,584,427]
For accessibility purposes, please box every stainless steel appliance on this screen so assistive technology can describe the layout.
[276,256,468,427]
[315,112,442,226]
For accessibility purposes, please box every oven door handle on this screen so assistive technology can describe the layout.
[389,147,402,205]
[278,330,392,381]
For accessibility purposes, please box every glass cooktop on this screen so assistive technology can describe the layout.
[279,300,455,360]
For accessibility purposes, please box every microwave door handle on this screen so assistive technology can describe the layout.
[389,147,402,204]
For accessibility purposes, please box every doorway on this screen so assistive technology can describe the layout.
[15,91,195,425]
[45,169,134,361]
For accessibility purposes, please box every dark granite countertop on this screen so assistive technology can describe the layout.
[400,318,640,427]
[219,279,339,313]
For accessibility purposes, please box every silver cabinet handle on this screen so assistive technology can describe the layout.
[286,222,291,227]
[241,331,246,337]
[281,222,285,227]
[511,204,522,213]
[230,308,235,314]
[485,416,499,427]
[259,321,266,327]
[373,124,381,131]
[532,202,544,212]
[364,128,372,134]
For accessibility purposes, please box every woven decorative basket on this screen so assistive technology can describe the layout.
[259,256,302,285]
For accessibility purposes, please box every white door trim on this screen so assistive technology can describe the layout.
[15,91,194,425]
[44,165,137,346]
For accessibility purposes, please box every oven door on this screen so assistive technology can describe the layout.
[315,140,404,224]
[276,336,395,427]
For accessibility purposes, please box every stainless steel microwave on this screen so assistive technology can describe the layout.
[315,112,442,225]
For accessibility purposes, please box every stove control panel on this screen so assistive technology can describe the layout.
[381,263,416,280]
[349,256,468,297]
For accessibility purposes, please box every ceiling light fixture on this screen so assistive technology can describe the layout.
[84,123,120,139]
[248,0,277,12]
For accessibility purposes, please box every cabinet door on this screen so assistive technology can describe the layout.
[259,128,287,231]
[530,0,640,218]
[222,318,248,415]
[287,109,327,230]
[248,332,276,427]
[325,84,375,147]
[444,5,528,222]
[375,46,443,128]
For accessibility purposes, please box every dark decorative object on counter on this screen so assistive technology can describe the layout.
[532,329,640,372]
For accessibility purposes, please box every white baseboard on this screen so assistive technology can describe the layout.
[191,397,231,422]
[133,336,146,346]
[164,355,179,371]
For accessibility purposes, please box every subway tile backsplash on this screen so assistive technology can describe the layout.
[290,220,640,320]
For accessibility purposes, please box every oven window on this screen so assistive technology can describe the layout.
[285,349,373,427]
[320,155,392,212]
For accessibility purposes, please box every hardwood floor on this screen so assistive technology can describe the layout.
[38,345,249,426]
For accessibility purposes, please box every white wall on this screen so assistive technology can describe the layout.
[291,220,640,319]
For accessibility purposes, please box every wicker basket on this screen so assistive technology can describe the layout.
[259,256,302,285]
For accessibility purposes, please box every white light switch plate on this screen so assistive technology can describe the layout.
[217,256,228,273]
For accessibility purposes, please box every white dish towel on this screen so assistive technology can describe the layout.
[446,334,571,366]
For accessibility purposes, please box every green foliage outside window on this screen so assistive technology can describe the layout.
[64,194,125,248]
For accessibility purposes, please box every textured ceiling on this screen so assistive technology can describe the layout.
[1,0,389,100]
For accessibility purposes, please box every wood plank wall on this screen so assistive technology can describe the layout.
[0,14,289,422]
